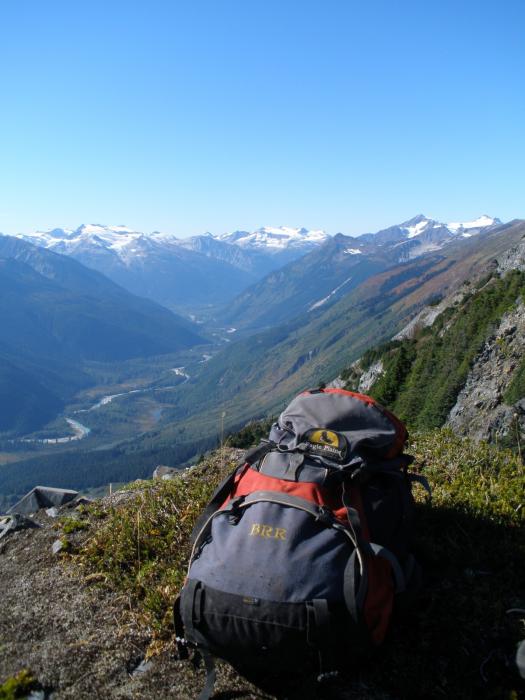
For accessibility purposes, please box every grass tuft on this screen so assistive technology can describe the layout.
[0,670,36,700]
[76,454,236,640]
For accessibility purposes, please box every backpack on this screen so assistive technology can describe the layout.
[174,388,430,699]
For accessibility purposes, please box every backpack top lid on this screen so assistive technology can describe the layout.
[269,388,407,461]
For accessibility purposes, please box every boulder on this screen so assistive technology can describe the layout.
[7,486,78,515]
[152,465,178,480]
[0,513,40,541]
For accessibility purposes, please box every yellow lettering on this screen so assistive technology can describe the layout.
[249,523,286,541]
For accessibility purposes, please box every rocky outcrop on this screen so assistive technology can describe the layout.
[447,299,525,442]
[358,360,385,393]
[497,235,525,274]
[394,289,466,340]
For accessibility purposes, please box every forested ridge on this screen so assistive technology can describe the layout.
[342,269,525,437]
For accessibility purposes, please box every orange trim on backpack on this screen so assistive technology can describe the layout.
[221,467,350,524]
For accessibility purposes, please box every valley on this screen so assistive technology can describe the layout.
[1,215,524,507]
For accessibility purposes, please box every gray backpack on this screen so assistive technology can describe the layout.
[174,389,430,698]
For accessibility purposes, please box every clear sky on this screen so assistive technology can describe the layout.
[0,0,523,237]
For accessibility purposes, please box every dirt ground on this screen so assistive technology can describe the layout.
[0,509,387,700]
[0,509,272,700]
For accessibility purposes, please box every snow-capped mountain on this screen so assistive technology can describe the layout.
[7,215,501,314]
[218,226,329,252]
[16,224,329,268]
[357,214,501,261]
[17,224,180,265]
[214,214,505,330]
[11,224,332,310]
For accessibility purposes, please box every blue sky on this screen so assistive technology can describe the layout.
[0,0,523,237]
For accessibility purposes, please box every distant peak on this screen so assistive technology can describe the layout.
[400,214,431,227]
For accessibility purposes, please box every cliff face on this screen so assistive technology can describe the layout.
[447,299,525,442]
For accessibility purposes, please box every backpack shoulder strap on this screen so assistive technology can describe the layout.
[189,440,276,544]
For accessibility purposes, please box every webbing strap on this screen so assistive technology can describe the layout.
[197,650,217,700]
[189,441,276,545]
[369,544,406,593]
[343,550,368,623]
[189,466,241,545]
[181,579,211,650]
[173,595,189,660]
[306,599,336,675]
[409,473,432,499]
[341,480,373,556]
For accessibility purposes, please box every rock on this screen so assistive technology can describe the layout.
[447,298,525,441]
[131,659,153,676]
[152,465,178,480]
[358,360,384,393]
[0,514,40,541]
[516,399,525,414]
[52,539,66,555]
[45,507,60,518]
[8,486,78,515]
[326,376,345,389]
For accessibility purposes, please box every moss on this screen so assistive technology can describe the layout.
[59,517,89,534]
[0,670,37,700]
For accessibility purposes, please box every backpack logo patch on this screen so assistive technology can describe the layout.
[304,428,348,462]
[249,523,287,540]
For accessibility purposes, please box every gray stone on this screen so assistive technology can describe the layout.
[447,298,525,441]
[131,659,153,676]
[358,360,384,393]
[152,465,178,479]
[52,539,65,555]
[515,399,525,414]
[0,514,40,541]
[8,486,79,515]
[45,507,60,518]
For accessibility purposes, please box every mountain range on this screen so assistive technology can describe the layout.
[11,225,329,313]
[10,216,499,315]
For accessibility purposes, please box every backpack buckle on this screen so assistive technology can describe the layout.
[316,506,333,524]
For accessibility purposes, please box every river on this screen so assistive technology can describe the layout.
[18,368,191,445]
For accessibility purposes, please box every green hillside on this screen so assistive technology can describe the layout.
[342,269,525,432]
